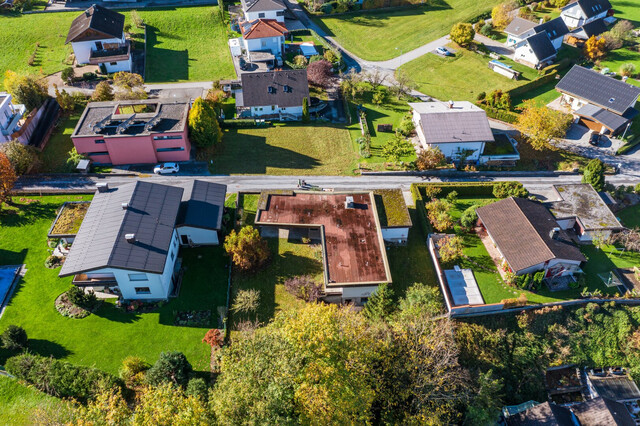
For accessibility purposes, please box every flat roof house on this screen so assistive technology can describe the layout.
[65,5,132,73]
[560,0,612,29]
[549,183,623,242]
[476,197,586,277]
[254,191,393,304]
[71,98,191,165]
[556,65,640,135]
[59,181,226,300]
[237,70,309,120]
[409,101,519,164]
[0,93,25,143]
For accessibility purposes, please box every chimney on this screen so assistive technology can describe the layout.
[344,196,355,209]
[448,100,454,109]
[121,202,129,210]
[96,183,109,193]
[549,227,560,240]
[125,233,136,243]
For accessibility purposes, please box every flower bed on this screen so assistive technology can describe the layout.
[174,310,211,327]
[55,291,102,319]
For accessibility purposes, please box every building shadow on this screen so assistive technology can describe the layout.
[145,25,189,82]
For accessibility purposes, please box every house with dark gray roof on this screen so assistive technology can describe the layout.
[514,31,558,68]
[237,70,309,120]
[409,101,520,164]
[65,5,131,73]
[570,17,607,41]
[476,197,585,277]
[556,65,640,135]
[59,180,226,300]
[561,0,612,29]
[241,0,287,23]
[535,17,570,50]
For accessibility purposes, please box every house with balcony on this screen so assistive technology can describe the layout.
[59,180,227,300]
[236,70,309,120]
[0,93,25,143]
[240,18,287,65]
[560,0,612,29]
[71,98,191,165]
[65,5,132,73]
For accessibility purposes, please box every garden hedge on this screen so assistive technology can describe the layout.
[476,104,518,124]
[617,138,640,155]
[5,353,124,401]
[410,184,432,238]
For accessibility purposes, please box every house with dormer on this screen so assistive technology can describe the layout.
[560,0,612,29]
[65,5,132,73]
[236,70,309,120]
[514,31,557,68]
[241,0,286,23]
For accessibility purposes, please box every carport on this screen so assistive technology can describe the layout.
[574,104,635,135]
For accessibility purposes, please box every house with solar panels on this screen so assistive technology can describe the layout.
[59,181,226,300]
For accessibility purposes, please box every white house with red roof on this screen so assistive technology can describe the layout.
[240,19,287,63]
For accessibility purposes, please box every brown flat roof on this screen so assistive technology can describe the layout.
[256,192,391,286]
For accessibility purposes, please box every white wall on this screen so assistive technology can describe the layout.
[550,36,564,51]
[104,57,132,73]
[515,42,542,66]
[381,227,409,243]
[342,285,381,301]
[245,9,285,22]
[176,226,219,245]
[579,229,612,242]
[71,36,125,64]
[506,31,535,47]
[561,4,607,28]
[249,105,303,119]
[243,36,284,56]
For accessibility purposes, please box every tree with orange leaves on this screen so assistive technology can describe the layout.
[0,152,17,207]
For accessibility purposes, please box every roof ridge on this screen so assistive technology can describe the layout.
[512,197,556,262]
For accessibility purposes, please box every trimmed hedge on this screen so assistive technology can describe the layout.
[476,104,518,124]
[414,182,502,198]
[506,71,558,99]
[5,353,124,401]
[221,119,271,129]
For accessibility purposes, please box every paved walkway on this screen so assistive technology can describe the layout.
[474,34,515,59]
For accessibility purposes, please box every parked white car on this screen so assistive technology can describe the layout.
[436,47,454,57]
[153,163,179,175]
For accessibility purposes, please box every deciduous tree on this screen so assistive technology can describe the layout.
[224,226,270,271]
[113,72,147,100]
[382,133,414,164]
[390,69,416,100]
[516,100,572,150]
[416,146,445,170]
[583,35,607,60]
[450,22,475,47]
[491,1,517,29]
[307,59,332,87]
[188,97,223,148]
[582,158,605,191]
[4,70,49,111]
[91,81,114,102]
[438,235,464,264]
[0,140,38,175]
[426,198,453,231]
[0,152,17,207]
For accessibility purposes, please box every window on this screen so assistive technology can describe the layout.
[258,12,265,17]
[135,287,151,294]
[276,10,284,16]
[87,151,109,156]
[110,62,117,66]
[156,147,185,152]
[283,85,291,93]
[153,135,182,140]
[171,251,175,261]
[128,273,148,281]
[95,139,105,144]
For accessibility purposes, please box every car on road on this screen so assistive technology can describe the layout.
[436,47,454,57]
[588,132,601,146]
[153,163,179,175]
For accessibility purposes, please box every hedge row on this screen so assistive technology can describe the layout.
[506,71,558,99]
[477,104,518,124]
[5,353,124,402]
[414,182,501,198]
[221,119,271,128]
[410,184,432,238]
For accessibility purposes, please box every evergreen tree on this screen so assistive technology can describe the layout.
[582,158,605,191]
[188,97,223,148]
[362,283,394,321]
[302,97,310,123]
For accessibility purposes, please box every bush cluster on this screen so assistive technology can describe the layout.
[1,325,28,350]
[66,286,99,310]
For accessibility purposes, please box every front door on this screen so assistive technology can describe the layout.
[180,235,189,245]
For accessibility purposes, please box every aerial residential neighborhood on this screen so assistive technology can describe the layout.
[2,0,640,423]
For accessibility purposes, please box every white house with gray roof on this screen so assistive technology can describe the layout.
[560,0,612,29]
[241,0,286,23]
[409,101,496,162]
[59,180,226,300]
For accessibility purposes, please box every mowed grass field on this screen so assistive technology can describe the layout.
[0,376,64,424]
[213,123,359,175]
[0,196,229,375]
[312,0,502,61]
[0,6,233,88]
[398,47,540,102]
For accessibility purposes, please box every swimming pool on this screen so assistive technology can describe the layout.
[0,265,21,307]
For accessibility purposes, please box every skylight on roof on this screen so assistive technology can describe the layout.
[609,97,615,103]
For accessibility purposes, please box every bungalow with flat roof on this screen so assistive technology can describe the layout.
[549,183,623,242]
[254,191,392,304]
[59,181,226,300]
[236,70,309,120]
[372,189,412,245]
[560,0,612,29]
[71,98,191,165]
[65,5,132,73]
[555,65,640,135]
[476,197,586,277]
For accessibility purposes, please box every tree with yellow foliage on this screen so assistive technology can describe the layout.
[516,99,573,150]
[583,35,607,61]
[491,1,518,29]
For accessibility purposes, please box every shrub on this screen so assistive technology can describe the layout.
[1,325,28,350]
[4,70,49,111]
[5,353,123,401]
[635,183,640,194]
[61,67,75,84]
[426,199,453,232]
[476,91,486,102]
[474,19,486,33]
[189,97,222,148]
[119,356,150,387]
[202,329,224,349]
[91,81,114,102]
[186,378,208,400]
[232,289,260,315]
[224,226,270,271]
[323,49,338,64]
[460,205,478,229]
[446,190,458,204]
[284,275,322,302]
[582,158,605,191]
[307,60,333,87]
[481,23,493,36]
[416,146,445,170]
[294,55,308,68]
[0,140,38,176]
[620,63,637,77]
[131,10,144,28]
[493,181,528,198]
[44,255,63,268]
[320,2,333,13]
[66,286,98,310]
[438,235,464,264]
[145,351,192,387]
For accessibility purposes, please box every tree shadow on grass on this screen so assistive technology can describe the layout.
[0,200,58,228]
[28,339,73,359]
[92,302,142,323]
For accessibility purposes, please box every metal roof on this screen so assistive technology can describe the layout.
[576,17,607,38]
[242,0,285,12]
[505,17,538,36]
[556,65,640,115]
[563,0,612,19]
[60,181,183,277]
[574,104,630,132]
[409,101,494,144]
[534,17,570,40]
[176,181,227,230]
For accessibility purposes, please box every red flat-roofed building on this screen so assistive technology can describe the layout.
[255,191,393,304]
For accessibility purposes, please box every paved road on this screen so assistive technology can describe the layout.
[14,173,640,195]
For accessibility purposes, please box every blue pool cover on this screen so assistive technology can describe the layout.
[0,266,20,306]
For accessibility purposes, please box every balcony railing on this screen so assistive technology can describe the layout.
[73,274,118,286]
[89,42,131,65]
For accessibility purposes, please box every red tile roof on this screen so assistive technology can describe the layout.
[242,19,287,39]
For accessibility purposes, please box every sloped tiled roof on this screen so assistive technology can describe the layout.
[409,101,494,144]
[572,398,635,426]
[506,402,574,425]
[239,70,309,108]
[556,65,640,115]
[241,18,287,39]
[563,0,612,19]
[60,181,183,276]
[505,17,537,36]
[534,17,570,40]
[176,181,227,230]
[65,5,124,44]
[526,32,557,61]
[476,198,585,273]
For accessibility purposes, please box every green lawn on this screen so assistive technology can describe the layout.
[0,196,229,375]
[37,114,79,174]
[0,376,65,424]
[618,204,640,228]
[213,123,358,175]
[312,0,502,61]
[398,46,541,102]
[0,6,233,89]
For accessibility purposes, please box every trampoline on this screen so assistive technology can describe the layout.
[0,265,21,307]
